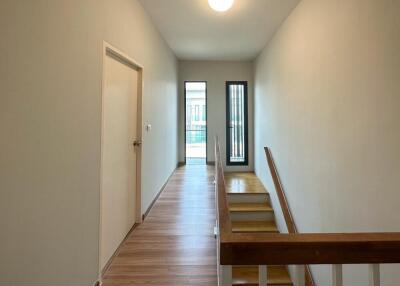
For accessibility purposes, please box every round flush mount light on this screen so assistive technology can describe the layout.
[208,0,234,12]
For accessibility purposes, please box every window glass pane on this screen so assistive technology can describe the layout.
[227,82,247,165]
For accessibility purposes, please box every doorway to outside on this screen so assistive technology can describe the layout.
[185,81,207,165]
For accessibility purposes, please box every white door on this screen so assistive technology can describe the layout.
[100,50,139,270]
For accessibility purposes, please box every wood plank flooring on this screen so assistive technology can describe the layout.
[102,165,217,286]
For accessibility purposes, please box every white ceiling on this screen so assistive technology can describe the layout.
[139,0,300,61]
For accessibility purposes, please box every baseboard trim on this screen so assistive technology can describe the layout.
[141,166,177,221]
[99,164,178,282]
[100,222,139,277]
[178,161,214,166]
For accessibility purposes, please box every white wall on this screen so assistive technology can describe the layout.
[254,0,400,285]
[179,61,254,171]
[0,1,178,285]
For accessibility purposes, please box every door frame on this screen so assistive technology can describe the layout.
[183,81,208,164]
[99,41,143,274]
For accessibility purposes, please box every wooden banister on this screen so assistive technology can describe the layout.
[264,147,315,286]
[219,232,400,265]
[264,147,297,233]
[215,138,400,275]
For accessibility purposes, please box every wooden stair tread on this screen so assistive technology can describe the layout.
[233,266,292,285]
[225,184,267,194]
[224,172,268,194]
[227,189,268,194]
[229,202,273,212]
[224,172,258,178]
[232,220,278,233]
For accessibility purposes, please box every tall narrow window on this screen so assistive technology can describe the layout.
[226,81,248,165]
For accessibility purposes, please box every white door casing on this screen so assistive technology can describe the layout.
[100,43,143,272]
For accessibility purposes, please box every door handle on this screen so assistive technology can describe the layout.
[133,140,142,147]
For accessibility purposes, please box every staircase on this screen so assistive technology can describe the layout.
[225,173,293,286]
[216,140,400,286]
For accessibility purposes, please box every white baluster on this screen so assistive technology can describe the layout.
[259,265,267,286]
[369,264,380,286]
[332,264,343,286]
[295,265,305,286]
[219,265,232,286]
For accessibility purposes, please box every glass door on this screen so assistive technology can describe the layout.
[185,82,207,165]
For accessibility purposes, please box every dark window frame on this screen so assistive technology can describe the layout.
[226,81,249,166]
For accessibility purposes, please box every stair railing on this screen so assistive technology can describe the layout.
[215,137,400,286]
[264,147,315,286]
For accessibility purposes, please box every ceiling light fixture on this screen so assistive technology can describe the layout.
[208,0,234,12]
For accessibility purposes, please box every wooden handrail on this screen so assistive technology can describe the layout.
[264,147,315,286]
[219,232,400,265]
[215,138,400,269]
[264,147,297,233]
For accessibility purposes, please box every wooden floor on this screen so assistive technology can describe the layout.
[102,165,217,286]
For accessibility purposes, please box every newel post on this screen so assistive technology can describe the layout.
[259,265,267,285]
[295,265,305,286]
[369,264,380,286]
[219,265,232,286]
[332,264,343,286]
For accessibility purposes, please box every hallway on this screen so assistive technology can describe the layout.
[102,165,217,286]
[2,1,400,285]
